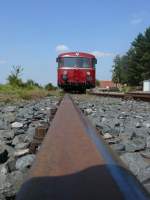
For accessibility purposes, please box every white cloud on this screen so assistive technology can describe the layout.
[130,18,143,25]
[0,59,7,64]
[91,51,114,58]
[130,13,144,25]
[55,44,69,53]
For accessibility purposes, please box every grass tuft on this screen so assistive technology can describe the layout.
[0,84,62,102]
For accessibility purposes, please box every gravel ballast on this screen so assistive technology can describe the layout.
[73,94,150,194]
[1,93,150,198]
[0,96,59,199]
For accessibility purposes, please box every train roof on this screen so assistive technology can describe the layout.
[58,52,96,59]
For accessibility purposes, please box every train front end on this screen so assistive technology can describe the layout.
[57,52,97,92]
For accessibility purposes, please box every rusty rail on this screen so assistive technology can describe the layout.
[16,94,149,200]
[90,91,150,101]
[126,92,150,101]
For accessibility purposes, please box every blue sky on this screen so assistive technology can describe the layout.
[0,0,150,85]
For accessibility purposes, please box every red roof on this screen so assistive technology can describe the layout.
[99,80,117,88]
[58,52,96,59]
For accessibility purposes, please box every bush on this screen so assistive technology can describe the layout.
[0,66,60,102]
[45,83,57,91]
[96,79,100,87]
[24,79,42,89]
[119,86,134,93]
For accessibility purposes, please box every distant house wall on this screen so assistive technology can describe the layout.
[99,80,121,89]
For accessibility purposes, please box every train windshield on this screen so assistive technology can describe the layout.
[59,57,91,68]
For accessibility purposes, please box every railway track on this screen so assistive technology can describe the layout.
[90,91,150,101]
[16,94,149,200]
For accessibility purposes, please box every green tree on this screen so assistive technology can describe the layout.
[7,65,24,87]
[140,28,150,79]
[112,26,150,86]
[112,55,127,84]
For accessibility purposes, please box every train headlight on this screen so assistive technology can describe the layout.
[62,71,68,81]
[86,72,92,81]
[86,71,92,81]
[63,70,68,75]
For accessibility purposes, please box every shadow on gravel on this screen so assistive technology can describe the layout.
[16,165,149,200]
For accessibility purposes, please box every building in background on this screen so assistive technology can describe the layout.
[98,80,121,90]
[143,80,150,92]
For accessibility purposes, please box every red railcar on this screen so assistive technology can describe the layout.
[57,52,97,92]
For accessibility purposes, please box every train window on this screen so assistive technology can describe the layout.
[92,58,97,68]
[59,57,91,68]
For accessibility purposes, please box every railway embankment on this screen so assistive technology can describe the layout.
[0,96,60,200]
[74,94,150,193]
